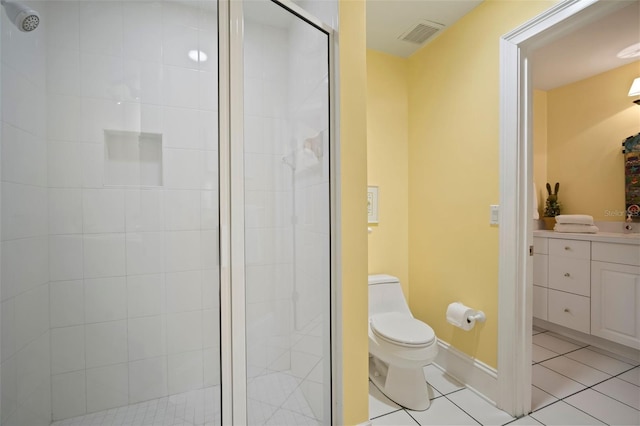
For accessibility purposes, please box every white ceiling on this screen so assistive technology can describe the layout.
[366,0,483,58]
[367,0,640,90]
[532,1,640,90]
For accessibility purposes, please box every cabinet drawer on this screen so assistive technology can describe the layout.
[533,254,548,287]
[533,285,548,321]
[549,239,590,259]
[548,289,590,334]
[549,257,590,296]
[592,242,640,267]
[534,237,548,254]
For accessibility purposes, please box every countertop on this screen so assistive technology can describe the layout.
[533,230,640,245]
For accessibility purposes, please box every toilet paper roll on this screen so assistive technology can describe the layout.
[446,302,476,331]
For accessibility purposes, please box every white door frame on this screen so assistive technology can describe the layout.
[497,0,628,416]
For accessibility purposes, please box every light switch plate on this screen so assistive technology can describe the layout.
[490,205,500,225]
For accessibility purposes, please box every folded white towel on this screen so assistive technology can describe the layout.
[555,214,594,225]
[554,223,599,233]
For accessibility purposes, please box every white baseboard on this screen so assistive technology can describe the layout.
[357,421,372,426]
[534,318,640,362]
[433,339,498,405]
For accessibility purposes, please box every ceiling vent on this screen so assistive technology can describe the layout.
[398,20,445,45]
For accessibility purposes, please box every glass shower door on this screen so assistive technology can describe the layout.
[1,0,333,424]
[239,1,332,424]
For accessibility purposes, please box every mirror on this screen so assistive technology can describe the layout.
[531,2,640,226]
[624,133,640,220]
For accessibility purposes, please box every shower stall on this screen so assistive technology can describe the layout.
[0,0,336,424]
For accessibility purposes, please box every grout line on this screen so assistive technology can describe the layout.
[505,414,546,426]
[561,351,637,376]
[528,399,567,424]
[533,342,587,358]
[532,334,640,417]
[438,390,483,426]
[551,345,587,357]
[440,386,466,397]
[542,332,590,351]
[534,368,638,425]
[531,375,589,404]
[589,384,640,412]
[530,384,559,413]
[534,359,613,389]
[402,409,428,426]
[368,408,403,421]
[532,351,567,365]
[559,393,620,425]
[614,364,640,383]
[423,368,466,397]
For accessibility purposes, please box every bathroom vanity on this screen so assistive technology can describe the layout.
[533,230,640,350]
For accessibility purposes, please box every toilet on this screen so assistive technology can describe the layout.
[368,274,438,411]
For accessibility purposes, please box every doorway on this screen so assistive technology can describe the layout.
[497,0,634,417]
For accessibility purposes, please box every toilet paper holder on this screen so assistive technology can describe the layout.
[446,302,486,331]
[466,311,486,323]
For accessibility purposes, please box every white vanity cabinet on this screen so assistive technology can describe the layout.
[532,237,548,320]
[591,242,640,349]
[547,239,591,334]
[533,231,640,349]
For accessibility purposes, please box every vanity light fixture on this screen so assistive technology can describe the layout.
[629,77,640,105]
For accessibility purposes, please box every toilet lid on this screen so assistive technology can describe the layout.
[370,312,435,347]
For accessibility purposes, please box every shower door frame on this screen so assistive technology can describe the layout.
[218,1,339,424]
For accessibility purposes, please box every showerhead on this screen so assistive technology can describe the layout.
[1,0,39,32]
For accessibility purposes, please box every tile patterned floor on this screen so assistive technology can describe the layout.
[370,327,640,425]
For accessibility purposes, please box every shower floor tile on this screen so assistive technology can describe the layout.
[51,370,320,426]
[51,386,222,426]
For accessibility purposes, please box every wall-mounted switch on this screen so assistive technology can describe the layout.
[490,205,500,225]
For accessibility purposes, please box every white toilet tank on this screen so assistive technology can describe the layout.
[368,274,412,318]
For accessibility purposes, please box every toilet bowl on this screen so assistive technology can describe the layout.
[368,274,438,411]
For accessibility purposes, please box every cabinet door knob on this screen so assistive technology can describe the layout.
[564,272,570,277]
[564,308,570,313]
[564,246,571,251]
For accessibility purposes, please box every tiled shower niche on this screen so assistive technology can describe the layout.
[104,130,163,187]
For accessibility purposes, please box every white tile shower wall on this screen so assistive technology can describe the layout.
[42,1,220,421]
[243,19,294,380]
[0,1,51,425]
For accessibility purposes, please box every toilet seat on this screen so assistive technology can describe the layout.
[370,312,435,347]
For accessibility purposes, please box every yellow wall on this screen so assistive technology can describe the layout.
[366,50,410,297]
[407,0,556,368]
[546,61,640,221]
[533,90,548,217]
[338,0,369,424]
